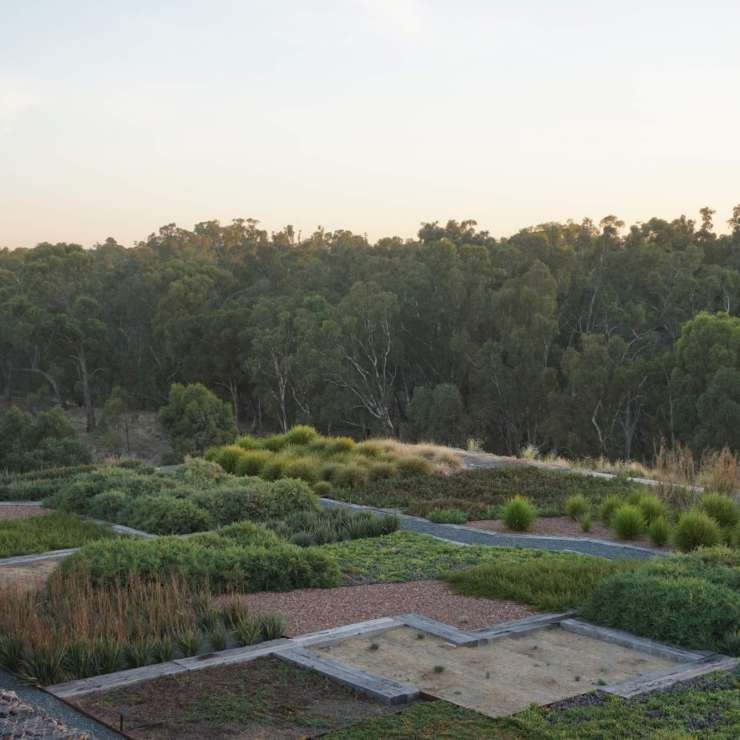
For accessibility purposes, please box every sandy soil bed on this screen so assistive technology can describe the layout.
[74,655,398,739]
[313,625,677,718]
[0,506,52,521]
[468,516,667,549]
[223,580,532,636]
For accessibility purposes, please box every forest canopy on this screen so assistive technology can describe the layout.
[2,207,740,461]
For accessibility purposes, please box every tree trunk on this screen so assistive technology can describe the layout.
[76,346,96,432]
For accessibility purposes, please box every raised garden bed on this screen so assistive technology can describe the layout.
[73,656,399,739]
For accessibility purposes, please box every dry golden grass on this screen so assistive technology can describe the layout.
[372,439,462,473]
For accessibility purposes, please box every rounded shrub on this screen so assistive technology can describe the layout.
[322,436,356,454]
[368,462,397,481]
[333,464,369,489]
[261,457,287,481]
[732,522,740,549]
[284,425,320,445]
[320,462,343,482]
[647,517,671,547]
[283,457,321,484]
[216,521,283,548]
[501,496,537,532]
[638,493,668,525]
[564,494,590,521]
[213,445,246,474]
[355,441,385,458]
[234,450,272,477]
[598,495,624,526]
[396,456,433,478]
[126,495,212,535]
[427,508,468,524]
[313,480,333,496]
[700,493,739,529]
[674,509,721,552]
[612,505,644,540]
[267,478,320,517]
[579,513,592,533]
[262,434,288,452]
[235,434,264,450]
[87,489,128,522]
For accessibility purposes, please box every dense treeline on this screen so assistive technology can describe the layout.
[2,207,740,460]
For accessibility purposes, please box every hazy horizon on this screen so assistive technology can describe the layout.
[3,1,739,249]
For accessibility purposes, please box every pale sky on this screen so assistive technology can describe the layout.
[2,1,739,248]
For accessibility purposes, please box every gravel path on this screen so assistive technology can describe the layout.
[320,499,661,560]
[223,580,533,635]
[0,669,121,739]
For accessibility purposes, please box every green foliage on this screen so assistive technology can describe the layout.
[583,549,740,654]
[125,495,212,534]
[427,508,468,524]
[636,492,668,525]
[597,494,625,526]
[395,456,433,477]
[333,464,369,488]
[367,461,397,481]
[0,512,117,558]
[65,536,342,593]
[332,466,636,520]
[264,508,399,546]
[612,504,644,540]
[445,554,634,611]
[283,457,321,483]
[501,496,537,531]
[579,512,592,533]
[313,480,333,496]
[284,425,320,445]
[701,493,740,528]
[0,407,91,474]
[234,450,272,476]
[647,517,671,547]
[159,383,237,459]
[564,493,590,521]
[674,509,722,552]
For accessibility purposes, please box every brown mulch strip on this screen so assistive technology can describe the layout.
[221,580,532,636]
[74,656,398,740]
[467,516,668,549]
[0,505,52,521]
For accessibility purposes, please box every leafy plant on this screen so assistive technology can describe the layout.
[674,509,721,552]
[647,517,670,547]
[427,508,468,524]
[564,494,590,521]
[501,496,537,531]
[612,504,644,540]
[700,493,739,529]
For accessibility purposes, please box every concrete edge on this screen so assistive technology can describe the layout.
[0,548,80,566]
[275,647,419,705]
[291,617,402,648]
[559,619,709,663]
[473,611,575,639]
[0,501,44,507]
[601,655,740,698]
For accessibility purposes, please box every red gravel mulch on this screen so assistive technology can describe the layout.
[467,516,667,549]
[0,505,52,521]
[222,580,532,636]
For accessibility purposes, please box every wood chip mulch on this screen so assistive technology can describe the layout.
[0,505,52,521]
[223,580,532,636]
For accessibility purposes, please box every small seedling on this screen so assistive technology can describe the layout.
[416,633,425,640]
[433,665,445,673]
[485,671,491,679]
[574,675,581,682]
[597,678,607,686]
[368,642,380,651]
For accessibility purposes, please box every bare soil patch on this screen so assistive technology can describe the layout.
[468,516,667,549]
[313,625,678,718]
[0,505,52,521]
[74,655,398,739]
[221,580,532,636]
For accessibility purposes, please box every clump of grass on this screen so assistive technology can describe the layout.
[700,493,739,529]
[368,642,380,651]
[673,509,721,552]
[501,496,537,531]
[648,517,671,547]
[433,665,445,673]
[234,450,272,476]
[612,504,644,540]
[579,513,592,533]
[637,492,668,525]
[598,495,624,526]
[427,508,468,524]
[396,456,433,478]
[564,494,590,521]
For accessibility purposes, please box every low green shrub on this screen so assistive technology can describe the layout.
[396,456,433,478]
[262,434,288,452]
[125,495,212,534]
[564,494,590,521]
[0,513,117,558]
[637,493,668,525]
[235,434,264,450]
[367,462,397,481]
[333,464,369,488]
[284,425,320,445]
[674,509,722,552]
[212,445,246,474]
[261,457,287,480]
[320,436,356,454]
[427,508,468,524]
[501,496,537,531]
[234,450,272,476]
[283,457,321,483]
[313,480,333,496]
[445,553,633,611]
[87,489,128,521]
[612,504,644,540]
[700,493,740,529]
[65,537,342,592]
[583,563,740,654]
[648,517,671,547]
[598,494,624,526]
[579,513,592,533]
